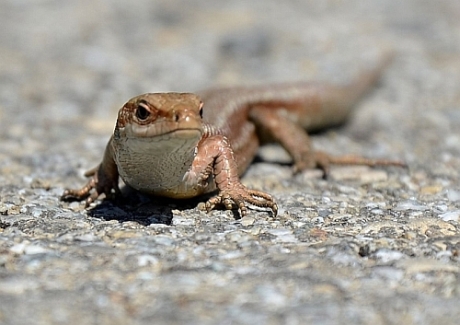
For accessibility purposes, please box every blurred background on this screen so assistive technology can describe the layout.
[2,0,458,119]
[1,0,459,179]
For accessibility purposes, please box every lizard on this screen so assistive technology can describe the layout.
[61,57,404,217]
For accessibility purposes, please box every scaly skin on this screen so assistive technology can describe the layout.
[61,57,404,217]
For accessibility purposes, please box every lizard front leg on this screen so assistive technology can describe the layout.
[185,134,278,217]
[61,139,120,206]
[250,106,405,176]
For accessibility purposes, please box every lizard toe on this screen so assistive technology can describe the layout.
[205,196,220,213]
[222,197,234,210]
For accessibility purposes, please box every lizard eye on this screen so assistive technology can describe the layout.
[136,103,150,120]
[199,102,204,119]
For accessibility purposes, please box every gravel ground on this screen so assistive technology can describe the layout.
[1,0,460,324]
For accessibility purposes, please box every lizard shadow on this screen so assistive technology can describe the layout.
[87,186,239,226]
[87,197,175,226]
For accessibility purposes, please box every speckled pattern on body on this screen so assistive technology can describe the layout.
[1,1,460,324]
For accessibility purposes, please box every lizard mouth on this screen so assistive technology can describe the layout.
[121,125,202,139]
[162,128,202,139]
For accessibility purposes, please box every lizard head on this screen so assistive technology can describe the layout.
[115,93,204,139]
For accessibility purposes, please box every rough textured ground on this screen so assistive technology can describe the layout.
[1,0,460,324]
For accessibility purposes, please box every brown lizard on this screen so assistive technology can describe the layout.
[61,58,404,217]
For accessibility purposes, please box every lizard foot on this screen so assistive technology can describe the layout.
[297,151,407,178]
[61,168,120,207]
[204,184,278,217]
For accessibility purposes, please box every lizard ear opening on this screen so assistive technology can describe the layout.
[136,103,150,120]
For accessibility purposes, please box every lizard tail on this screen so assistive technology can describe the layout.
[343,50,394,105]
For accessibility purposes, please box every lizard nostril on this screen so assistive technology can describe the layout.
[173,111,180,122]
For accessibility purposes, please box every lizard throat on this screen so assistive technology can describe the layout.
[112,128,203,196]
